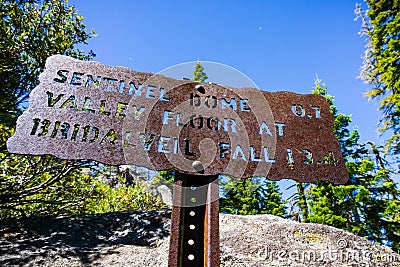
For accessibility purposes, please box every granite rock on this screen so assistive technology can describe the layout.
[0,211,399,266]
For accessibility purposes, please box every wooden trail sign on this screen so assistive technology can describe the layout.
[7,55,348,184]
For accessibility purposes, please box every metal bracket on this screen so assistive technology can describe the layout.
[168,172,220,267]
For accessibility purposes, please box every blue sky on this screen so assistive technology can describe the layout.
[69,1,396,190]
[71,0,380,145]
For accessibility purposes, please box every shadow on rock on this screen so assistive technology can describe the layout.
[0,210,171,266]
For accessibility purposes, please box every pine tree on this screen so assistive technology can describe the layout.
[307,78,400,250]
[221,177,262,215]
[260,180,287,217]
[355,2,400,159]
[192,61,208,83]
[220,177,286,216]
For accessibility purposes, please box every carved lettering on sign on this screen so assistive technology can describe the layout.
[7,55,348,184]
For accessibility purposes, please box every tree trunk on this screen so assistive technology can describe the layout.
[296,182,309,223]
[367,142,398,201]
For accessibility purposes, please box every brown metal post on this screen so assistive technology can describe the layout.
[168,172,220,267]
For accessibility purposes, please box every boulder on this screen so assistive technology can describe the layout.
[0,211,398,266]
